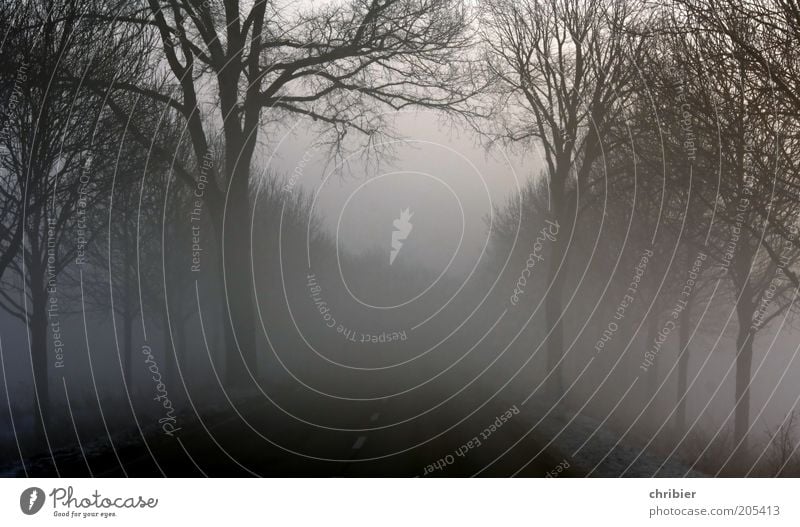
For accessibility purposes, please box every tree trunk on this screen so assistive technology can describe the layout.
[544,173,569,397]
[675,251,693,433]
[731,63,754,465]
[545,239,566,396]
[645,312,660,428]
[174,318,187,397]
[163,307,176,390]
[121,217,134,390]
[221,149,257,389]
[123,267,134,390]
[202,67,262,390]
[165,313,187,395]
[123,305,133,388]
[30,280,50,450]
[733,322,754,461]
[675,307,690,434]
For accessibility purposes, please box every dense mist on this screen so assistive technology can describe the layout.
[2,0,800,477]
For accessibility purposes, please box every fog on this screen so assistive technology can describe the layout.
[2,0,800,477]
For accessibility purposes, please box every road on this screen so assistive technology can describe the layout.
[10,379,579,477]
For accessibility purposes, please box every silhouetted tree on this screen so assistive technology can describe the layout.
[480,0,647,394]
[88,0,478,389]
[0,0,120,452]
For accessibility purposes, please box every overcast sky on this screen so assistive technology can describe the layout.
[264,109,536,274]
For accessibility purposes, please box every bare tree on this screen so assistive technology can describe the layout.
[651,8,800,460]
[676,0,800,119]
[89,0,477,388]
[81,127,167,391]
[479,0,647,394]
[0,0,121,450]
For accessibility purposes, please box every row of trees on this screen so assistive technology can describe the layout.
[0,0,480,461]
[2,0,800,471]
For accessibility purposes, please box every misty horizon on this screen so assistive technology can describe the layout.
[2,0,800,479]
